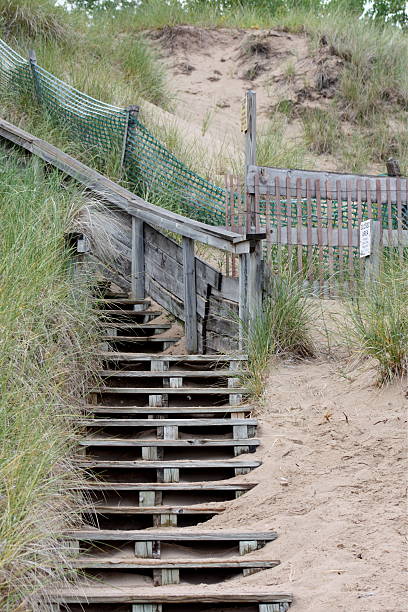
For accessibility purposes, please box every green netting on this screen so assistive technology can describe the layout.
[0,38,404,242]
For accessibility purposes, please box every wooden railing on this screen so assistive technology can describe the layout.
[0,118,264,352]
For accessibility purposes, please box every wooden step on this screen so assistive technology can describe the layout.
[84,404,253,416]
[103,336,180,343]
[50,586,292,607]
[90,504,226,515]
[72,558,279,570]
[97,299,151,306]
[91,387,247,395]
[98,353,248,362]
[78,418,257,428]
[100,323,171,330]
[77,482,256,492]
[78,459,261,469]
[96,309,163,317]
[79,438,259,448]
[99,369,244,378]
[68,529,277,543]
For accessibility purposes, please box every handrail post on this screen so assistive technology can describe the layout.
[244,90,256,231]
[121,105,140,171]
[131,216,145,299]
[239,234,264,351]
[28,49,41,103]
[182,236,198,354]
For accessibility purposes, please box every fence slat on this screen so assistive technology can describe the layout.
[265,181,272,258]
[296,178,303,276]
[286,176,292,268]
[386,178,393,248]
[255,171,261,232]
[337,180,344,284]
[376,179,383,246]
[346,180,353,282]
[326,181,334,296]
[306,179,313,280]
[357,179,363,278]
[316,179,323,295]
[397,177,403,260]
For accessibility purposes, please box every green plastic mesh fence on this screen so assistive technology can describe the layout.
[0,38,225,225]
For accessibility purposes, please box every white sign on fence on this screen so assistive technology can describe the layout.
[360,219,372,258]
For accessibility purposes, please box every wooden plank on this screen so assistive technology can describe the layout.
[92,387,248,394]
[97,353,247,362]
[296,178,303,275]
[80,418,257,427]
[50,590,293,604]
[286,176,292,267]
[0,119,249,253]
[247,164,408,203]
[306,179,313,280]
[79,438,259,448]
[85,405,253,415]
[99,369,244,378]
[78,460,261,469]
[347,180,354,283]
[73,559,280,569]
[337,180,344,284]
[182,236,198,353]
[316,179,323,294]
[131,217,145,299]
[245,90,257,230]
[327,181,334,296]
[397,177,403,260]
[91,504,226,514]
[77,482,257,491]
[69,530,278,541]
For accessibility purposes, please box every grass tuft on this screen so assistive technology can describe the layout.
[341,256,408,385]
[242,263,315,397]
[0,0,69,41]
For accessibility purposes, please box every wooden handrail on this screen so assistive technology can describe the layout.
[0,118,251,254]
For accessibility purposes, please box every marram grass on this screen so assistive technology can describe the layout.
[0,147,99,610]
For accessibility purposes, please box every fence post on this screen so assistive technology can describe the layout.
[182,237,198,354]
[363,220,381,283]
[244,90,256,231]
[28,50,41,103]
[239,235,264,351]
[131,216,145,300]
[121,105,140,171]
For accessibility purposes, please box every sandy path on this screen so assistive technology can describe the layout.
[200,356,407,611]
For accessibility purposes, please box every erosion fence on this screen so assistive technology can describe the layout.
[0,38,226,225]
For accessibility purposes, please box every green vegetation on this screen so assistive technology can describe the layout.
[342,257,408,384]
[242,264,316,397]
[0,147,99,610]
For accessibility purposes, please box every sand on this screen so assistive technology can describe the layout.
[199,353,407,611]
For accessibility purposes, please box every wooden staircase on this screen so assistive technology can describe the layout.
[51,291,292,612]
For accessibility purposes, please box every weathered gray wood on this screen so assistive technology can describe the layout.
[80,418,256,427]
[92,387,247,395]
[100,369,243,378]
[86,404,253,415]
[79,438,259,448]
[74,559,280,570]
[240,540,259,555]
[52,590,293,604]
[247,165,408,204]
[245,90,257,230]
[131,216,145,299]
[132,605,162,612]
[98,353,247,362]
[139,491,156,507]
[28,50,41,102]
[121,104,139,169]
[182,236,198,353]
[92,504,226,514]
[78,460,260,469]
[70,530,278,542]
[77,482,256,491]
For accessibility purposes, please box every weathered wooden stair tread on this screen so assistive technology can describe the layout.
[97,299,151,305]
[78,482,256,491]
[50,587,292,604]
[99,353,248,361]
[79,438,259,447]
[68,530,277,542]
[85,405,253,415]
[100,369,245,377]
[72,558,280,569]
[79,418,257,427]
[103,336,180,343]
[90,504,227,515]
[100,323,171,329]
[78,459,261,468]
[96,309,163,316]
[91,387,248,394]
